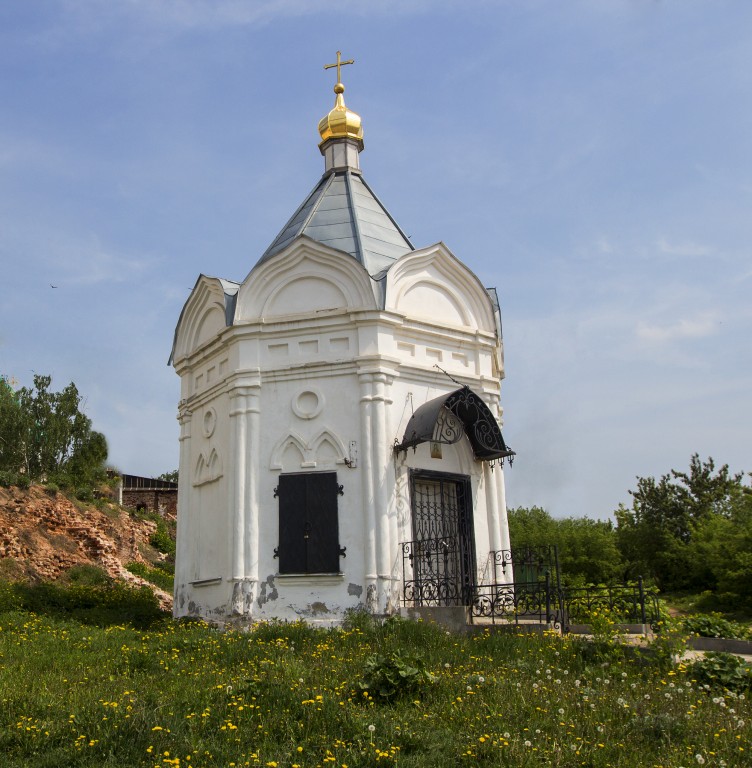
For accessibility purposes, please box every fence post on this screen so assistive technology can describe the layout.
[638,576,647,625]
[545,571,552,624]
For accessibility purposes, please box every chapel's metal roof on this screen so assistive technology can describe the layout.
[257,169,414,277]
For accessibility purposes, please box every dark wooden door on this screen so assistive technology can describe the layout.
[278,472,340,574]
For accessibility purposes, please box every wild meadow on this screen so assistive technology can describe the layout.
[0,584,750,768]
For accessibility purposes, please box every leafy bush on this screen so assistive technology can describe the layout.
[683,613,751,640]
[66,564,112,586]
[75,486,94,502]
[47,471,74,490]
[687,652,752,693]
[126,561,174,592]
[0,471,31,488]
[150,518,176,556]
[343,606,379,633]
[0,580,167,629]
[643,619,690,672]
[358,649,435,701]
[0,470,18,487]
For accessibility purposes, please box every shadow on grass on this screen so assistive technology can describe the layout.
[0,579,169,629]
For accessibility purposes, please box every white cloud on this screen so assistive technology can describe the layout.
[656,237,713,258]
[0,218,151,288]
[58,239,150,286]
[636,312,719,343]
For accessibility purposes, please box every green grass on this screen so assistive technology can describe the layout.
[125,561,175,593]
[0,595,750,768]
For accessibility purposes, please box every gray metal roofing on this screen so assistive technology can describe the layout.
[258,169,414,276]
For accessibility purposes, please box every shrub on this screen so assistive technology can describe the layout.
[643,619,690,671]
[66,564,112,586]
[126,561,174,592]
[358,649,435,701]
[75,486,93,502]
[683,613,751,640]
[1,472,32,489]
[47,471,73,490]
[150,519,176,556]
[0,470,17,487]
[0,580,167,629]
[687,652,752,693]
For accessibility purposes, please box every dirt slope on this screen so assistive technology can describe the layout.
[0,484,173,610]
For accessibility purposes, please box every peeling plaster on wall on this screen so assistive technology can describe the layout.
[232,580,255,616]
[366,583,377,613]
[347,583,363,597]
[310,601,328,614]
[257,575,279,607]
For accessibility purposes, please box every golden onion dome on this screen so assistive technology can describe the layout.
[318,52,363,149]
[318,82,363,146]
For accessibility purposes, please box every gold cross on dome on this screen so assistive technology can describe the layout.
[323,50,354,84]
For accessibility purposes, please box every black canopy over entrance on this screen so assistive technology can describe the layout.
[396,386,514,462]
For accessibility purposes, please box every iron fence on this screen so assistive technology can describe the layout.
[400,541,661,632]
[562,578,660,628]
[470,574,563,628]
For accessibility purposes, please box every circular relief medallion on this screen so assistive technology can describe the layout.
[202,407,217,438]
[292,389,324,420]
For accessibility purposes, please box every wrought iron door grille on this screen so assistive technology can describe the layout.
[404,473,475,606]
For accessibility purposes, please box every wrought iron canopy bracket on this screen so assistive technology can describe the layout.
[394,386,515,462]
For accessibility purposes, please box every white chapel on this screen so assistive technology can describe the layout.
[169,54,515,625]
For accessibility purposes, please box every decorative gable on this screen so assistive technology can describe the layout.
[235,237,379,322]
[170,276,238,365]
[384,243,497,334]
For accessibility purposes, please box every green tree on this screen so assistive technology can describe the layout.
[0,374,108,487]
[157,469,179,483]
[615,454,751,594]
[688,487,752,606]
[508,506,623,585]
[0,377,25,473]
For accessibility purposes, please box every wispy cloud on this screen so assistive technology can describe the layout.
[59,0,443,31]
[0,218,151,288]
[57,236,150,286]
[636,312,719,343]
[656,237,713,258]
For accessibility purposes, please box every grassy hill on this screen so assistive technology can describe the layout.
[1,608,750,767]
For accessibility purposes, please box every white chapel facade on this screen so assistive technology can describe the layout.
[170,55,514,624]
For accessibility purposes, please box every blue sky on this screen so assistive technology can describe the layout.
[1,1,750,520]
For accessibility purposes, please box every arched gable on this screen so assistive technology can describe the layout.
[384,243,496,333]
[170,276,238,365]
[235,236,378,323]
